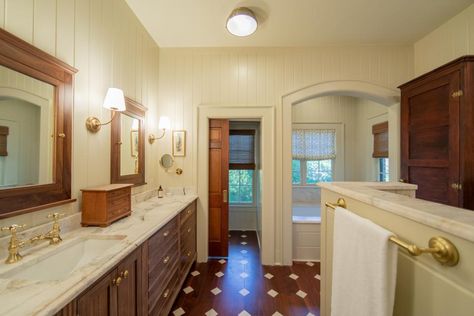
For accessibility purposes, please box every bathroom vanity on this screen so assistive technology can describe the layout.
[319,182,474,316]
[0,194,197,315]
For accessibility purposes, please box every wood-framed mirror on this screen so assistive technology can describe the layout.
[0,29,77,218]
[111,97,146,186]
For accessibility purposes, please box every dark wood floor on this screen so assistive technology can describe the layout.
[171,230,321,316]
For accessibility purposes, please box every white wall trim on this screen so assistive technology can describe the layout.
[196,104,275,265]
[278,80,400,265]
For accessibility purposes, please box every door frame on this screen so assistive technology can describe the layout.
[196,105,275,265]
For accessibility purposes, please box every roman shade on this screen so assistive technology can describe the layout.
[372,121,388,158]
[292,129,336,160]
[229,130,255,169]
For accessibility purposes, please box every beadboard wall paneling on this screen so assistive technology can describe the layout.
[0,0,160,229]
[414,4,474,76]
[157,46,413,188]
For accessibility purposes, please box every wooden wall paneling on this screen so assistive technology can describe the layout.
[33,0,56,55]
[55,0,74,65]
[5,0,34,43]
[0,0,5,28]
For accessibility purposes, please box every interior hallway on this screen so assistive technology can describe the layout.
[172,230,321,316]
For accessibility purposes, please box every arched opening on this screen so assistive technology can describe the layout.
[279,80,400,265]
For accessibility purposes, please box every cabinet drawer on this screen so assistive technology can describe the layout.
[180,202,196,224]
[149,269,179,316]
[149,217,178,247]
[180,212,195,239]
[109,188,129,199]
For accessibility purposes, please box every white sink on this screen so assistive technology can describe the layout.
[0,235,126,281]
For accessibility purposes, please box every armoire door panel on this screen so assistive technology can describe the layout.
[409,167,449,204]
[409,126,449,160]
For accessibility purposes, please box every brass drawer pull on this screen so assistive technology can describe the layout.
[113,276,122,287]
[163,256,170,264]
[120,270,129,279]
[187,209,191,214]
[163,230,170,237]
[163,289,170,298]
[187,250,192,257]
[187,228,191,233]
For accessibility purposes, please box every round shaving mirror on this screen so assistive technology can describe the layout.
[159,154,174,170]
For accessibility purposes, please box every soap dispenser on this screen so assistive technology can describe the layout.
[158,185,164,198]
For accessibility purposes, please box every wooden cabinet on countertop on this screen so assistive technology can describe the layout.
[54,200,197,316]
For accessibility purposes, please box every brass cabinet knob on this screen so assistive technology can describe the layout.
[58,133,66,138]
[163,231,170,237]
[120,270,129,279]
[163,256,170,264]
[187,228,191,233]
[113,276,122,287]
[163,289,170,298]
[187,250,192,257]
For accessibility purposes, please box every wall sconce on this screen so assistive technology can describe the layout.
[148,116,171,144]
[85,88,126,133]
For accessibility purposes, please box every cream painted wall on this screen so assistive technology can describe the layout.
[157,46,413,190]
[0,0,160,229]
[414,4,474,75]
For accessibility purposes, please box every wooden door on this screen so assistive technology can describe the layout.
[116,247,143,316]
[401,70,461,206]
[77,271,117,316]
[208,119,229,257]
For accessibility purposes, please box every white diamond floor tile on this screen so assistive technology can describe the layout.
[238,311,251,316]
[239,288,250,296]
[218,259,226,264]
[190,270,200,276]
[306,261,315,267]
[173,308,185,316]
[240,250,248,254]
[314,274,321,280]
[205,309,218,316]
[240,260,248,265]
[307,313,316,316]
[241,234,247,238]
[264,273,274,279]
[215,271,224,278]
[211,287,222,295]
[272,312,283,316]
[241,241,247,245]
[182,286,194,294]
[267,289,279,298]
[289,273,299,280]
[240,272,249,278]
[296,290,307,298]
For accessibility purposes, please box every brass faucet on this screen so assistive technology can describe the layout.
[1,213,64,264]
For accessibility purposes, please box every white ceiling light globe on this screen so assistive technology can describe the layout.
[226,8,258,37]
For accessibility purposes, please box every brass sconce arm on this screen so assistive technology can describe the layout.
[86,111,117,133]
[148,129,166,144]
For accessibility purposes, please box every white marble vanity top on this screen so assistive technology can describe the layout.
[319,181,474,243]
[0,194,198,316]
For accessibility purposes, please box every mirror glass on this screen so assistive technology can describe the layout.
[120,113,140,175]
[0,64,55,189]
[160,154,174,169]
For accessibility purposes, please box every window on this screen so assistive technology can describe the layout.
[229,169,254,204]
[292,129,336,185]
[229,130,256,204]
[378,158,389,182]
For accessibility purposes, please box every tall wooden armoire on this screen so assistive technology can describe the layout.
[399,56,474,210]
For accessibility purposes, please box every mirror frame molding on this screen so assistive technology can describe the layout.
[0,29,77,218]
[111,97,147,186]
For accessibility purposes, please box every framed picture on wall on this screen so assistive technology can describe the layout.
[172,130,186,157]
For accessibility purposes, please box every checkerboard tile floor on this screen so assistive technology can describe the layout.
[171,230,320,315]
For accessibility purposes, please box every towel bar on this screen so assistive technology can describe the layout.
[325,198,460,267]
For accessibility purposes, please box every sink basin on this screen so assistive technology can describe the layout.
[0,235,126,281]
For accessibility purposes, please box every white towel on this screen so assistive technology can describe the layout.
[331,207,398,316]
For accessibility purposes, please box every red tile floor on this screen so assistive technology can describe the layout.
[171,230,321,316]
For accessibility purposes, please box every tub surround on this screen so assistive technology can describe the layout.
[318,181,474,243]
[0,193,197,315]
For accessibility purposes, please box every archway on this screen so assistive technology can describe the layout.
[278,80,400,265]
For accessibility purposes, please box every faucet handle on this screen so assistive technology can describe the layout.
[1,224,26,233]
[47,213,65,221]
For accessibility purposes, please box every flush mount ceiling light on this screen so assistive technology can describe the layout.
[226,7,258,37]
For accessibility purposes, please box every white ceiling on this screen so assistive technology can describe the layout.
[125,0,473,47]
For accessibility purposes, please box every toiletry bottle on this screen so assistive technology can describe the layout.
[158,185,164,198]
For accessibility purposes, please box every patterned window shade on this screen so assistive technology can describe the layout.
[230,130,255,169]
[292,129,336,160]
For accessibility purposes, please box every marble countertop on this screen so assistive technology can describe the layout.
[318,181,474,243]
[0,194,198,316]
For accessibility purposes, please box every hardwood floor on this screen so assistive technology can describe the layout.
[171,230,321,316]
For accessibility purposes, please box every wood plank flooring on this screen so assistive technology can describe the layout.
[171,230,321,316]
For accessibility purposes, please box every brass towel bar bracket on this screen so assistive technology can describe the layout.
[325,198,460,267]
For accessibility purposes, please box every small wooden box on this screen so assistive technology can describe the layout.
[81,183,133,227]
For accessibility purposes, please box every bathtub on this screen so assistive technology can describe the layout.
[293,203,321,261]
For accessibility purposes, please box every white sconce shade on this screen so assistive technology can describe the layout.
[226,7,258,37]
[131,118,139,131]
[158,116,171,130]
[103,88,126,111]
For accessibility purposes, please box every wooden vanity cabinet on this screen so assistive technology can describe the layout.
[75,246,143,316]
